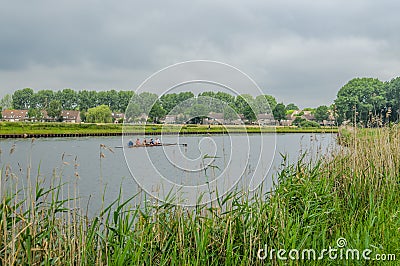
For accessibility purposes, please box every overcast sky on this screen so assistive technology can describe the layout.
[1,0,399,107]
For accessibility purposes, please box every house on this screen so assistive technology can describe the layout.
[164,115,177,124]
[302,111,316,121]
[61,110,81,123]
[2,110,28,122]
[42,110,81,123]
[257,113,275,125]
[207,112,225,125]
[112,112,125,123]
[137,113,148,123]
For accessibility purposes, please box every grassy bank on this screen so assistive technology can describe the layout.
[0,122,338,135]
[1,127,399,265]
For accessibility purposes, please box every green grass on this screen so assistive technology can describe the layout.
[0,122,338,135]
[1,127,399,265]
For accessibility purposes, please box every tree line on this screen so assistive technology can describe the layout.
[6,75,397,126]
[0,88,284,123]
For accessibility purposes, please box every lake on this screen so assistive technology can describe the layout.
[0,133,336,212]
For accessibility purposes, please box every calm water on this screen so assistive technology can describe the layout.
[0,133,336,211]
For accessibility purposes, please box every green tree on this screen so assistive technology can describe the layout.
[86,105,113,123]
[285,103,299,111]
[334,78,385,125]
[243,105,257,123]
[160,93,179,114]
[299,120,320,128]
[385,77,400,122]
[28,108,43,121]
[117,91,134,112]
[12,88,34,109]
[107,90,119,111]
[80,111,87,122]
[136,92,159,114]
[223,105,238,122]
[125,102,141,123]
[272,103,286,125]
[0,94,13,110]
[235,94,255,114]
[314,105,330,122]
[198,91,235,113]
[55,89,78,110]
[47,100,62,121]
[187,104,208,124]
[149,101,166,123]
[255,95,276,113]
[35,90,54,109]
[160,91,195,115]
[292,117,306,127]
[78,90,98,111]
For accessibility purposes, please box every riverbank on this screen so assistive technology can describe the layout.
[0,122,338,138]
[1,127,398,264]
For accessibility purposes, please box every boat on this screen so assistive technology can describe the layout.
[127,143,187,148]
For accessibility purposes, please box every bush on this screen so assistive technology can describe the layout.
[292,117,306,126]
[299,120,320,128]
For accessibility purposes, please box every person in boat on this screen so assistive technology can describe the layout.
[149,138,155,145]
[155,138,161,145]
[142,139,147,145]
[128,139,134,147]
[135,138,140,146]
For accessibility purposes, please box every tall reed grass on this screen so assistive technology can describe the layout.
[1,127,399,265]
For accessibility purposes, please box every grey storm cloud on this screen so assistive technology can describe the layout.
[1,0,400,107]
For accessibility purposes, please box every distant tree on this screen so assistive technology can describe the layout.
[47,100,62,121]
[292,117,306,127]
[272,103,286,125]
[117,90,134,112]
[149,101,166,123]
[285,103,299,111]
[78,90,98,111]
[385,77,400,122]
[107,90,119,111]
[136,92,159,114]
[243,105,257,123]
[12,88,34,109]
[223,105,238,122]
[55,89,78,110]
[299,120,320,128]
[187,104,208,124]
[0,94,13,110]
[125,102,141,123]
[198,91,235,113]
[86,105,112,123]
[28,108,43,121]
[80,111,87,122]
[214,92,235,106]
[314,105,330,122]
[160,93,179,114]
[255,95,276,113]
[235,94,254,114]
[334,78,385,125]
[35,90,54,109]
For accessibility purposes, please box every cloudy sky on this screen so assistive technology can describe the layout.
[1,0,399,107]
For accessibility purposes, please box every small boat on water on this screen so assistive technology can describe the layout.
[128,143,187,148]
